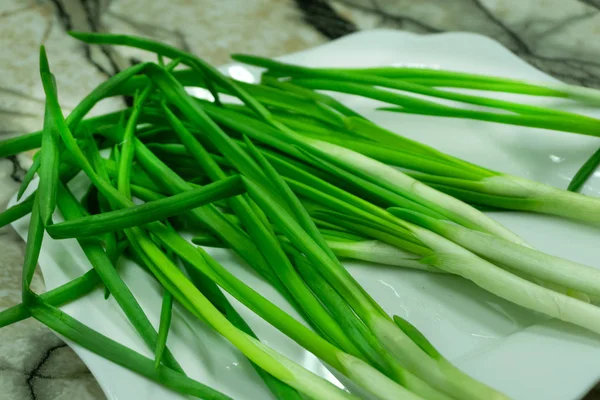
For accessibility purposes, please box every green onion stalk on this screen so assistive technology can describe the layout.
[11,51,600,226]
[192,233,440,273]
[158,62,511,399]
[3,49,230,399]
[385,208,600,332]
[65,32,550,246]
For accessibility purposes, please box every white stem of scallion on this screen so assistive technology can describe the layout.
[403,212,600,298]
[327,239,442,273]
[406,223,600,335]
[480,175,600,223]
[302,138,527,246]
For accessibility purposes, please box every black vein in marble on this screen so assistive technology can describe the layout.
[528,10,595,39]
[468,0,528,52]
[48,0,73,30]
[469,0,600,87]
[26,343,67,400]
[7,155,27,182]
[0,363,90,380]
[307,0,600,88]
[79,0,121,76]
[336,0,441,33]
[48,0,120,79]
[0,108,42,118]
[293,0,357,39]
[41,17,55,45]
[49,0,106,76]
[106,11,194,52]
[0,85,57,106]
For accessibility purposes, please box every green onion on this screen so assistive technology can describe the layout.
[285,248,453,400]
[0,133,43,159]
[422,173,600,224]
[568,147,600,192]
[37,49,61,225]
[0,195,35,228]
[162,104,374,363]
[128,226,359,400]
[21,194,44,304]
[262,76,366,119]
[154,288,173,369]
[190,99,522,244]
[0,268,101,328]
[326,239,440,272]
[384,208,600,334]
[240,176,503,399]
[131,135,283,287]
[16,156,40,201]
[71,34,511,398]
[0,109,131,159]
[380,104,598,136]
[47,175,245,239]
[248,77,600,225]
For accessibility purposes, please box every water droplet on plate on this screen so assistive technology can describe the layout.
[549,154,564,163]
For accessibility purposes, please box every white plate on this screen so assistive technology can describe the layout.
[10,29,600,400]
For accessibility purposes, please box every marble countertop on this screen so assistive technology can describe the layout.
[2,0,600,399]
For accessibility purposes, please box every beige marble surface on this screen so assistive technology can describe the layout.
[3,0,600,399]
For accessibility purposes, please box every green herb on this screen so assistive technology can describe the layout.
[48,175,245,238]
[568,147,600,192]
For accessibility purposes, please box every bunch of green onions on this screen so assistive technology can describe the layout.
[228,54,600,195]
[2,32,600,400]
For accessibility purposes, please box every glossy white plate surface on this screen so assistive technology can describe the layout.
[10,29,600,400]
